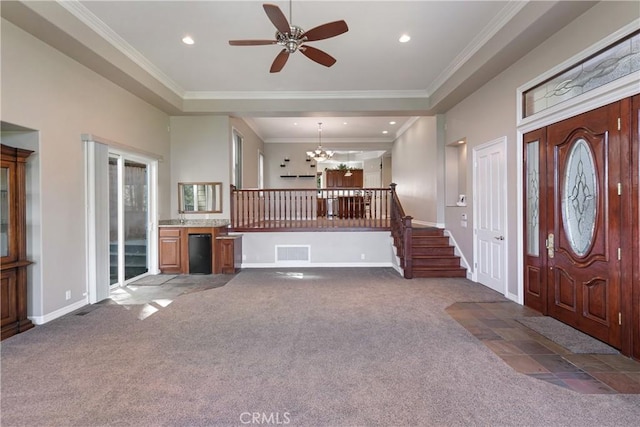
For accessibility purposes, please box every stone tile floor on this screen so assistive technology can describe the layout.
[447,301,640,394]
[87,273,236,320]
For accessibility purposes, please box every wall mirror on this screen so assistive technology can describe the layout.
[178,182,222,213]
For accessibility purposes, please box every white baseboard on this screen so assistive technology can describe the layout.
[412,219,445,228]
[443,229,471,274]
[506,291,519,304]
[241,262,393,269]
[29,298,88,325]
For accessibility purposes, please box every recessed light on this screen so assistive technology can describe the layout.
[389,121,396,125]
[343,122,348,125]
[382,130,389,134]
[458,140,465,144]
[182,35,195,45]
[399,34,411,43]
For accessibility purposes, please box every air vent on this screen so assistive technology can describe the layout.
[275,245,311,264]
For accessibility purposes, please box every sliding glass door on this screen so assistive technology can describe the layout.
[109,153,149,286]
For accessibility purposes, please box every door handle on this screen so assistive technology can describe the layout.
[494,236,504,241]
[546,233,554,259]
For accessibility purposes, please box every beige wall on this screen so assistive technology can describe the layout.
[264,143,323,190]
[391,117,441,226]
[443,1,640,298]
[169,116,231,218]
[1,19,171,318]
[241,232,393,266]
[230,117,264,189]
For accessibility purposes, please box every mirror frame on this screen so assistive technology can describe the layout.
[178,182,223,214]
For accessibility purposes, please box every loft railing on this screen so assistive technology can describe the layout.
[390,183,413,279]
[230,183,413,278]
[230,185,392,231]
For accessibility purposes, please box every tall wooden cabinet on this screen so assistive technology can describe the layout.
[1,144,34,340]
[325,169,363,188]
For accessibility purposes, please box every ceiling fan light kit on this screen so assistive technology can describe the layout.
[228,2,348,73]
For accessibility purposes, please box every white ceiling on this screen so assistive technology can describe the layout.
[79,0,507,94]
[1,1,597,144]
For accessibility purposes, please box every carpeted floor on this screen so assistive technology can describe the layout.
[2,268,640,426]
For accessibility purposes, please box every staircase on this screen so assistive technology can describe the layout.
[410,227,466,278]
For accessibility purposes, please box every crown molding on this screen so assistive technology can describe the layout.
[183,90,429,101]
[425,0,528,96]
[396,117,420,139]
[56,0,186,98]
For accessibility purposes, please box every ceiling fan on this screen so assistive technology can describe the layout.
[228,2,349,73]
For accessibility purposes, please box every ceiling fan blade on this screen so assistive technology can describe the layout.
[263,4,291,34]
[270,49,290,73]
[300,45,337,67]
[303,20,349,42]
[229,40,277,46]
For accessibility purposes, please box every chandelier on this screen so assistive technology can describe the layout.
[306,122,333,161]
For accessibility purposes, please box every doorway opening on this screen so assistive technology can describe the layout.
[109,154,150,287]
[85,136,159,304]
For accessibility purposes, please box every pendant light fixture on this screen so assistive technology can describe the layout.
[306,122,334,161]
[344,151,352,176]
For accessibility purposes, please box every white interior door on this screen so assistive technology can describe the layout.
[364,171,380,188]
[473,137,507,294]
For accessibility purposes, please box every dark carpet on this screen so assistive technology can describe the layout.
[1,268,639,426]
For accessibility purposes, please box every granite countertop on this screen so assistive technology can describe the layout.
[158,219,230,227]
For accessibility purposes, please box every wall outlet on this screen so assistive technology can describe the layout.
[65,290,71,300]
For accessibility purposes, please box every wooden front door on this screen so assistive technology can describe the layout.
[545,102,622,348]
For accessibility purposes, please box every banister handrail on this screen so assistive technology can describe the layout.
[230,186,391,232]
[389,183,413,279]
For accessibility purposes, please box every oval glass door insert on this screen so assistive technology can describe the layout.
[562,138,597,257]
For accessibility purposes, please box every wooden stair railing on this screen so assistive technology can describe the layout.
[230,185,392,231]
[389,184,467,279]
[390,183,413,279]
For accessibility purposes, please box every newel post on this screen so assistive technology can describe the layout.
[403,215,413,279]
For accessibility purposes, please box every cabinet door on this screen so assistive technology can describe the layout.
[352,169,364,187]
[219,239,234,273]
[1,269,18,328]
[159,229,183,273]
[1,161,17,264]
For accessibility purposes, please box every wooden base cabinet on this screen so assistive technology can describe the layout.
[216,235,242,274]
[158,226,229,274]
[158,228,184,274]
[1,144,34,340]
